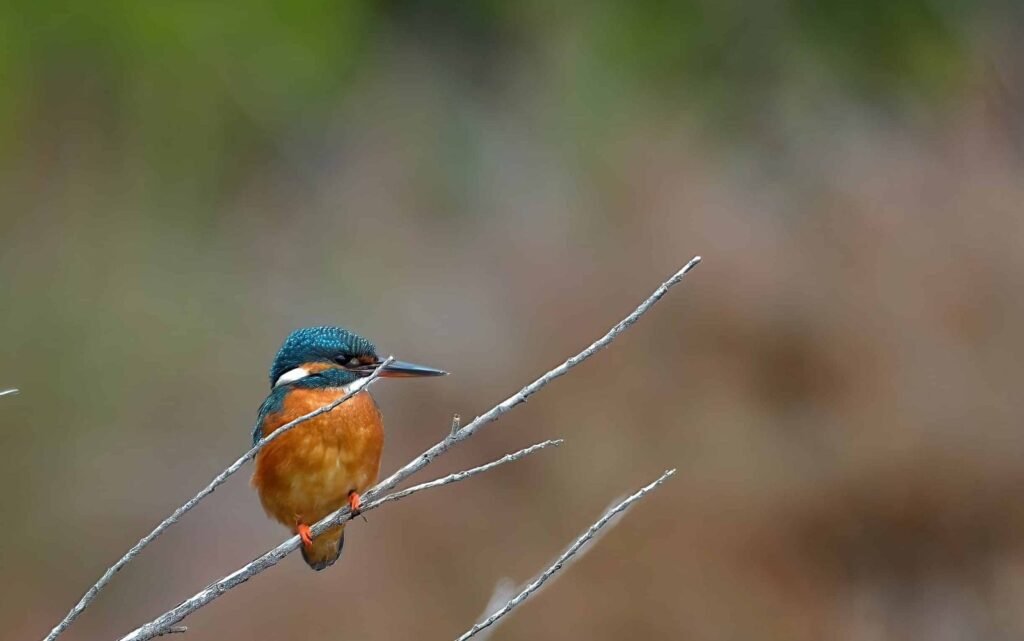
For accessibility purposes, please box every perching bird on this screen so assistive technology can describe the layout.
[251,326,446,570]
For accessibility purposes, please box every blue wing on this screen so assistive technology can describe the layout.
[252,387,288,446]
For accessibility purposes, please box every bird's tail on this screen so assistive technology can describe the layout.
[301,524,345,571]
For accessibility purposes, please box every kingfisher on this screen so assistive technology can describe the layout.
[251,326,446,570]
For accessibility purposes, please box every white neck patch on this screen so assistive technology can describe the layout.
[274,367,310,388]
[273,367,373,394]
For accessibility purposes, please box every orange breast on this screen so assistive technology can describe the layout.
[252,388,384,529]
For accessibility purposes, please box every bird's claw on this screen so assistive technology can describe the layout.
[348,491,363,517]
[297,523,314,549]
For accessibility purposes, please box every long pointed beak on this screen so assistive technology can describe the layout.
[359,359,448,378]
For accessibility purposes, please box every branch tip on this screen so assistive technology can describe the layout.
[676,256,702,278]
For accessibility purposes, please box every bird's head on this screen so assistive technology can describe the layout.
[269,326,447,390]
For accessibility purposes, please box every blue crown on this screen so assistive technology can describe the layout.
[269,326,376,387]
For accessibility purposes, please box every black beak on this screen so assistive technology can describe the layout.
[355,359,448,378]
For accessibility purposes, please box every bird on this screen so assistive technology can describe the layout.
[251,326,446,570]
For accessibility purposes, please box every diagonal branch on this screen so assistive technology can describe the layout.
[368,439,563,510]
[117,439,564,641]
[0,388,18,397]
[455,469,676,641]
[41,358,395,641]
[470,493,635,641]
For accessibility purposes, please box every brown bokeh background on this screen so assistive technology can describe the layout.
[3,3,1024,640]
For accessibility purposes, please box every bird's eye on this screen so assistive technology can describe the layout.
[336,355,361,368]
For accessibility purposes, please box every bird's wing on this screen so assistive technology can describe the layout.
[252,387,287,446]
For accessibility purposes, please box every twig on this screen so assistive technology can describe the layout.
[474,578,517,641]
[470,493,634,641]
[117,440,563,641]
[450,413,462,436]
[41,358,395,641]
[455,469,676,641]
[0,388,18,397]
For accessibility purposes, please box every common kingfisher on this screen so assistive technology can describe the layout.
[251,326,446,570]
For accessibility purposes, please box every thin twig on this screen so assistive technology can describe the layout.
[470,493,634,641]
[0,388,18,397]
[474,578,517,641]
[455,469,676,641]
[117,440,563,641]
[41,358,395,641]
[370,439,562,509]
[450,413,462,436]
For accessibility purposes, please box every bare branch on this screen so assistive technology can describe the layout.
[474,578,517,641]
[117,440,563,641]
[470,493,634,641]
[455,469,677,641]
[0,388,18,397]
[41,358,395,641]
[369,439,562,509]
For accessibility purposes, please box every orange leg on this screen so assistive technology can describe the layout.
[297,523,313,549]
[348,491,363,516]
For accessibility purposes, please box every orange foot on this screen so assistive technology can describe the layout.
[348,491,363,516]
[297,523,313,549]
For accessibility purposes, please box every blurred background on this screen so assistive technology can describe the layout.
[2,2,1023,640]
